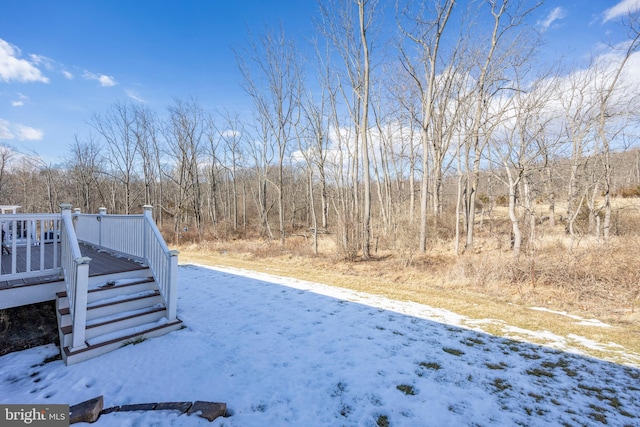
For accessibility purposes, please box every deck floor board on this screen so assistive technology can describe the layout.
[0,243,145,289]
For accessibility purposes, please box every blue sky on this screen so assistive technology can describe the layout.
[0,0,638,163]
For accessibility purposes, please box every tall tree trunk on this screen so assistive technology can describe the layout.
[419,126,430,252]
[309,169,318,255]
[508,178,521,257]
[358,0,372,259]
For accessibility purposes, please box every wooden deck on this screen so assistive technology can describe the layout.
[0,243,146,289]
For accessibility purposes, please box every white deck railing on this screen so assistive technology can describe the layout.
[75,211,146,259]
[60,204,90,352]
[0,213,61,281]
[74,206,178,321]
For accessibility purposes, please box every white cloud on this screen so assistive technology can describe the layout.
[98,74,116,86]
[125,89,145,103]
[0,119,12,139]
[29,54,55,70]
[62,70,74,80]
[11,92,28,107]
[221,129,241,139]
[603,0,640,22]
[538,7,567,32]
[0,118,43,141]
[0,38,49,83]
[15,124,43,141]
[83,71,117,87]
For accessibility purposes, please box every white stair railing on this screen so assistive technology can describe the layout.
[74,206,178,322]
[142,206,178,321]
[60,204,90,352]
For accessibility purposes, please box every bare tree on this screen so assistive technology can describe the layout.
[357,0,374,259]
[326,84,359,259]
[0,145,14,200]
[460,0,542,252]
[318,0,378,259]
[305,37,335,232]
[558,66,595,243]
[132,104,162,213]
[91,101,140,214]
[595,21,640,241]
[492,71,556,257]
[387,68,422,225]
[397,0,456,252]
[299,67,333,253]
[295,112,319,253]
[67,135,104,212]
[204,115,221,229]
[236,26,302,244]
[163,97,206,242]
[217,110,247,233]
[245,111,275,239]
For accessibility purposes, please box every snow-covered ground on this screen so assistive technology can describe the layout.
[1,264,639,426]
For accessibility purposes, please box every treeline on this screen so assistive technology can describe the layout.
[1,0,640,259]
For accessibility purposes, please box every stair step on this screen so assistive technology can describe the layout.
[58,290,163,319]
[57,277,156,303]
[60,306,168,346]
[90,277,154,291]
[87,289,159,309]
[63,319,183,365]
[61,305,166,335]
[88,291,163,320]
[86,317,171,346]
[87,268,152,287]
[87,304,165,327]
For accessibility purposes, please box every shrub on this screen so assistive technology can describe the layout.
[495,195,509,206]
[613,185,640,198]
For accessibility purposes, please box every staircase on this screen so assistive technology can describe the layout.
[0,205,181,365]
[56,268,182,365]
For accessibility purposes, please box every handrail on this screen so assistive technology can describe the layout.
[74,206,178,322]
[60,204,90,352]
[142,206,178,321]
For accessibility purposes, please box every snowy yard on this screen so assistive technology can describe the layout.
[1,264,639,426]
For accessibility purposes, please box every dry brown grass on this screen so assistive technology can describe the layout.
[175,199,640,365]
[177,247,640,363]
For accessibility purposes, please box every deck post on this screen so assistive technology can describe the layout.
[98,207,106,247]
[60,204,72,219]
[143,205,153,261]
[167,250,179,321]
